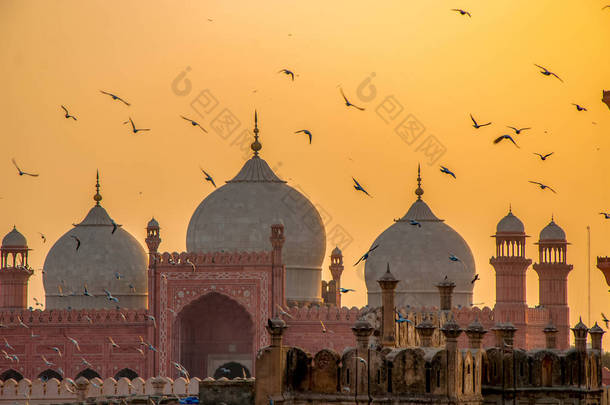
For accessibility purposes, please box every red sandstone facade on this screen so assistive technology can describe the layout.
[0,211,573,382]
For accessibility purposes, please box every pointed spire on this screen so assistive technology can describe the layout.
[93,170,102,206]
[251,110,262,157]
[509,203,512,213]
[415,163,424,200]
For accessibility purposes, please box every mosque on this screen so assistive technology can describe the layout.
[0,117,575,382]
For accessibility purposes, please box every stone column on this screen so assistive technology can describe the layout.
[0,267,33,310]
[377,264,399,348]
[415,318,436,347]
[499,322,517,349]
[491,323,505,348]
[436,278,456,311]
[572,318,589,352]
[352,319,373,399]
[465,319,487,349]
[151,377,167,396]
[589,323,605,351]
[440,318,462,400]
[75,377,90,402]
[543,321,558,349]
[270,225,286,310]
[255,318,287,405]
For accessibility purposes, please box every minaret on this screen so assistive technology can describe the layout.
[270,224,286,310]
[490,208,531,348]
[329,246,344,306]
[145,218,161,268]
[0,227,33,309]
[532,217,573,349]
[377,263,399,348]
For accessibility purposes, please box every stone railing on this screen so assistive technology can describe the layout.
[0,376,201,404]
[156,251,272,266]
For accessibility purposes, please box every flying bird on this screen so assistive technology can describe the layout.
[278,69,295,80]
[339,288,355,293]
[529,181,557,193]
[276,304,293,319]
[114,272,123,280]
[67,336,81,351]
[3,338,14,351]
[180,115,207,132]
[602,313,609,329]
[125,117,150,134]
[50,346,62,357]
[11,158,39,177]
[41,355,54,367]
[108,336,120,348]
[111,218,118,234]
[186,258,196,272]
[471,274,480,284]
[440,166,456,179]
[200,168,216,187]
[57,284,66,297]
[572,103,587,111]
[104,289,119,303]
[146,315,157,328]
[599,212,610,219]
[452,8,471,17]
[81,357,93,368]
[129,284,136,293]
[294,130,312,144]
[354,244,379,266]
[60,105,77,120]
[70,235,81,250]
[602,90,610,110]
[100,90,130,106]
[355,356,368,365]
[395,311,413,324]
[39,233,46,243]
[449,254,461,262]
[506,126,531,134]
[83,283,92,297]
[352,177,371,197]
[409,219,422,228]
[493,134,520,148]
[534,152,554,161]
[320,320,334,334]
[17,316,28,328]
[534,64,563,82]
[470,114,491,128]
[339,88,365,110]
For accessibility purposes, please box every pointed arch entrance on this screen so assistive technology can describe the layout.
[173,292,254,378]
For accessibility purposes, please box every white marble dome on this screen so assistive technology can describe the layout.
[496,211,525,233]
[540,219,566,241]
[186,154,326,304]
[365,180,475,308]
[2,227,27,247]
[43,203,147,310]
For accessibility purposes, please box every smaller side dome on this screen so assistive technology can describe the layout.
[540,219,566,241]
[331,246,342,256]
[147,218,159,228]
[2,227,27,247]
[496,211,524,233]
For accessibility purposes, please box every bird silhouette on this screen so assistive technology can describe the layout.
[111,218,118,234]
[41,355,54,367]
[81,357,93,368]
[452,8,471,17]
[572,103,587,111]
[295,130,312,144]
[114,272,122,280]
[534,64,563,82]
[104,289,119,303]
[493,134,520,148]
[352,177,371,196]
[534,152,554,161]
[186,258,196,272]
[449,254,461,262]
[11,158,39,177]
[278,69,295,80]
[39,233,46,243]
[83,283,92,297]
[506,126,530,134]
[599,212,610,219]
[108,336,120,348]
[339,288,355,293]
[200,168,216,187]
[602,313,609,329]
[409,220,422,228]
[340,88,365,110]
[529,181,557,193]
[603,90,610,110]
[471,274,480,284]
[17,316,28,328]
[276,304,293,319]
[180,115,208,132]
[470,114,491,128]
[129,284,136,293]
[100,90,130,106]
[320,320,334,334]
[70,235,81,250]
[125,117,150,133]
[61,105,77,120]
[440,166,456,179]
[4,338,14,351]
[354,244,379,266]
[67,336,81,351]
[50,346,62,357]
[146,314,157,328]
[395,311,413,324]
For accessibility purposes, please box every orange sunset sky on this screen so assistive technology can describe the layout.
[1,1,609,346]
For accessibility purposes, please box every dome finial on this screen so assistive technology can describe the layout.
[509,203,512,213]
[93,170,102,206]
[415,163,424,200]
[251,110,262,156]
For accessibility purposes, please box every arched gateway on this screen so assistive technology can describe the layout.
[173,292,254,378]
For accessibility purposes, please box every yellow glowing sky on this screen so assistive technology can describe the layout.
[1,1,609,345]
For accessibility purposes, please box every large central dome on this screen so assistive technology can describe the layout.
[365,168,475,308]
[186,118,326,304]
